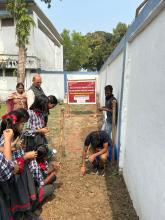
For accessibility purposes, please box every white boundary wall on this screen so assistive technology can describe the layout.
[0,71,64,101]
[98,1,165,219]
[0,72,98,102]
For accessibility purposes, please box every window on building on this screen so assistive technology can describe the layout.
[5,69,16,77]
[0,69,3,76]
[30,69,37,73]
[1,18,14,27]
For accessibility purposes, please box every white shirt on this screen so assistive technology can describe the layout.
[26,89,35,109]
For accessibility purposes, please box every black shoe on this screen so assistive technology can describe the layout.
[98,167,105,176]
[91,163,99,175]
[91,167,98,175]
[33,207,42,216]
[24,211,40,220]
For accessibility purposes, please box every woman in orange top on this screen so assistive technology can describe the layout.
[7,82,27,113]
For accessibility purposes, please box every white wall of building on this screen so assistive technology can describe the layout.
[104,52,124,102]
[28,12,63,71]
[0,72,98,102]
[98,68,107,106]
[0,8,63,72]
[26,72,64,99]
[0,3,63,101]
[0,76,17,101]
[98,52,124,148]
[123,8,165,220]
[0,23,17,55]
[98,1,165,219]
[0,71,64,101]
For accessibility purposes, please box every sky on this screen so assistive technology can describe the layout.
[36,0,143,35]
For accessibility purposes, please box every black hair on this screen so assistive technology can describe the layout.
[16,82,24,89]
[48,95,58,105]
[36,145,48,162]
[90,131,100,148]
[0,109,29,138]
[30,95,49,114]
[9,108,29,122]
[104,85,113,93]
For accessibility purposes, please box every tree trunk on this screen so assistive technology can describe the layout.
[17,45,26,83]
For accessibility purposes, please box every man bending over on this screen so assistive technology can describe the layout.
[80,130,110,176]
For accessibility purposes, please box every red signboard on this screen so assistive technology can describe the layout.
[67,79,96,104]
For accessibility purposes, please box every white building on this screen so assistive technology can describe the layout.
[98,0,165,219]
[0,0,63,100]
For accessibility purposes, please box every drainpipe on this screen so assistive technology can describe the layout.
[64,71,67,95]
[135,0,148,17]
[117,34,127,170]
[105,65,108,84]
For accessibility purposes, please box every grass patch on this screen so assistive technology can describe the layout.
[0,104,7,117]
[48,104,63,135]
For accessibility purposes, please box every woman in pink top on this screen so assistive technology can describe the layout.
[7,82,27,113]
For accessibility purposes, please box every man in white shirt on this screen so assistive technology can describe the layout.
[26,74,45,109]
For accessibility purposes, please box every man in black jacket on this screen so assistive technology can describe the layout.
[27,74,45,109]
[99,85,118,138]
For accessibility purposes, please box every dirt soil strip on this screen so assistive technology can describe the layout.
[41,105,139,220]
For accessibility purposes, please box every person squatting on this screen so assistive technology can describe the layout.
[80,85,118,177]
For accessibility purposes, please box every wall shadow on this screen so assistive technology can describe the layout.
[104,163,139,220]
